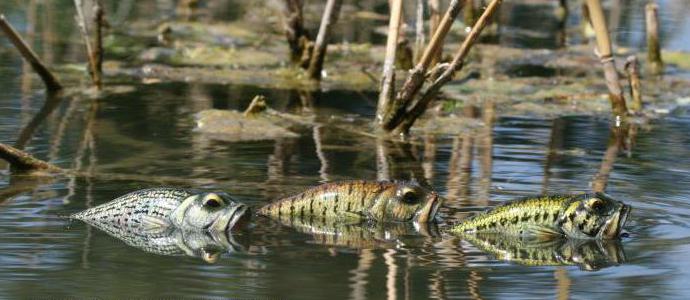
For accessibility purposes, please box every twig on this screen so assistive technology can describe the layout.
[584,0,628,117]
[74,0,96,81]
[645,2,663,75]
[395,0,502,134]
[427,0,442,65]
[15,93,66,150]
[376,0,404,126]
[306,0,343,80]
[0,142,62,172]
[93,0,104,89]
[0,15,62,92]
[243,95,268,116]
[282,0,309,65]
[383,0,464,131]
[414,0,425,64]
[624,56,643,113]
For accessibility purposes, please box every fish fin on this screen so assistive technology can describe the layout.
[140,215,171,233]
[525,225,562,240]
[335,211,365,224]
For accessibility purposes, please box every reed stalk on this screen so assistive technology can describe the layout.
[376,0,404,126]
[645,2,663,75]
[624,56,643,113]
[584,0,628,117]
[307,0,343,80]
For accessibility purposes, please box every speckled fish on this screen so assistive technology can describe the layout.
[460,233,625,271]
[257,180,442,223]
[71,188,250,233]
[450,192,630,239]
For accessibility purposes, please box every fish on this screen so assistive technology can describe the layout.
[459,233,626,271]
[71,188,250,234]
[257,180,442,223]
[450,192,630,239]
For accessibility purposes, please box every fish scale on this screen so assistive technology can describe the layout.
[451,195,580,236]
[71,188,194,230]
[258,181,394,222]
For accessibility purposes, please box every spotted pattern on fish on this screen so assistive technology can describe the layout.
[71,188,194,231]
[257,180,441,223]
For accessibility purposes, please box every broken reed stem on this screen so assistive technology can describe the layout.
[395,0,503,134]
[645,2,663,76]
[427,0,442,65]
[414,0,425,64]
[376,0,404,126]
[73,0,100,88]
[243,95,268,117]
[93,0,104,89]
[306,0,343,80]
[282,0,308,64]
[0,15,62,92]
[584,0,628,117]
[464,0,477,26]
[624,56,643,113]
[0,142,62,172]
[383,0,464,131]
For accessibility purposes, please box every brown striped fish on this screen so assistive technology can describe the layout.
[257,181,442,223]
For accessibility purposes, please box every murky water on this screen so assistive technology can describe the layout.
[2,1,690,299]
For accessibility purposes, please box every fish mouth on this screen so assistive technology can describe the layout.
[414,192,443,223]
[209,204,250,233]
[598,204,631,239]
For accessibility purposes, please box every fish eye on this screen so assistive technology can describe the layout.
[202,194,225,208]
[587,198,605,212]
[400,188,419,204]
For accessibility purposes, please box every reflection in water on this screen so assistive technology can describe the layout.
[592,123,637,192]
[82,224,248,263]
[461,233,626,271]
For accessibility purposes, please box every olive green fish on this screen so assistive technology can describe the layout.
[450,192,630,239]
[72,188,250,234]
[257,180,442,223]
[460,233,625,271]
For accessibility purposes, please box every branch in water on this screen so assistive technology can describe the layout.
[0,143,62,172]
[0,15,63,92]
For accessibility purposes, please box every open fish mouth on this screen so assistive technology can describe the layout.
[415,192,443,223]
[226,205,250,232]
[208,204,250,233]
[598,204,631,239]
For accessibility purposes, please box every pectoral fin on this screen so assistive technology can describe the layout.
[141,215,171,233]
[524,225,562,240]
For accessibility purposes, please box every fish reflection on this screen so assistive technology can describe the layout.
[268,215,440,249]
[89,224,248,263]
[461,233,625,271]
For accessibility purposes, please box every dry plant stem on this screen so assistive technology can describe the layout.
[385,0,464,130]
[73,0,98,87]
[395,0,502,134]
[376,0,404,125]
[0,15,62,92]
[414,0,425,63]
[306,0,343,80]
[93,0,104,89]
[645,2,663,75]
[624,56,643,113]
[584,0,628,117]
[282,0,308,64]
[427,0,442,65]
[0,142,62,172]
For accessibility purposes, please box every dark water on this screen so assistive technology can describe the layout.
[2,1,690,299]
